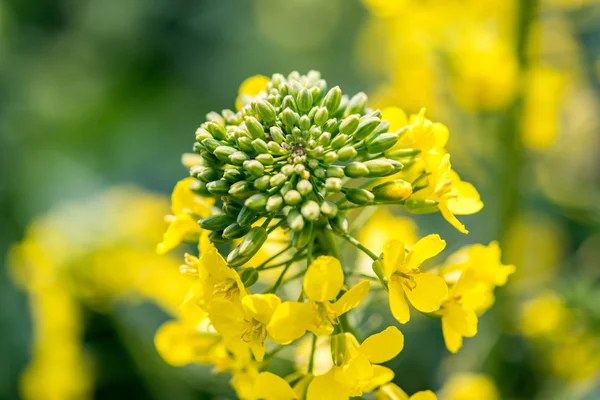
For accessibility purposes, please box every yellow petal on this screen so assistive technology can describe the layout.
[376,383,410,400]
[253,372,298,400]
[250,339,266,363]
[443,301,478,337]
[381,106,408,131]
[154,321,219,366]
[442,317,463,353]
[404,272,448,313]
[362,365,395,393]
[331,280,371,316]
[267,302,315,344]
[410,390,437,400]
[381,240,406,278]
[404,234,446,271]
[242,294,281,325]
[307,369,350,400]
[389,277,410,324]
[335,355,374,395]
[446,181,483,215]
[439,203,468,234]
[208,299,245,339]
[156,213,200,254]
[359,326,404,364]
[171,177,214,217]
[304,256,344,302]
[236,75,270,111]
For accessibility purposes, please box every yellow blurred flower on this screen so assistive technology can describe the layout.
[438,373,500,400]
[236,74,270,111]
[376,383,437,400]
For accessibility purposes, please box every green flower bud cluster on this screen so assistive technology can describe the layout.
[191,71,412,265]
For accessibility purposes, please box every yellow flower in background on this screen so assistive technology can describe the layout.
[307,327,404,399]
[438,242,515,352]
[438,373,500,400]
[157,177,214,254]
[520,292,571,339]
[380,235,448,323]
[9,186,190,400]
[549,334,600,382]
[376,383,437,400]
[268,256,370,341]
[154,320,220,366]
[236,74,270,111]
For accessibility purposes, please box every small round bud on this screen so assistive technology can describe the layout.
[281,95,298,112]
[318,131,331,146]
[287,209,305,232]
[254,175,271,191]
[202,138,221,153]
[268,141,285,155]
[229,181,254,198]
[323,118,338,133]
[206,121,227,140]
[207,180,232,196]
[301,200,320,221]
[252,139,269,154]
[344,92,368,117]
[214,145,237,162]
[230,151,250,166]
[326,166,344,178]
[337,145,357,162]
[281,164,294,176]
[243,160,265,177]
[344,162,369,178]
[330,214,349,234]
[372,179,413,201]
[284,190,303,206]
[237,136,255,154]
[314,167,326,178]
[323,151,338,163]
[330,134,349,149]
[325,177,342,193]
[270,126,285,144]
[299,115,311,130]
[195,127,212,142]
[294,164,306,174]
[266,194,284,212]
[256,153,274,165]
[364,159,395,177]
[297,179,313,196]
[223,168,244,182]
[320,201,338,218]
[270,173,287,187]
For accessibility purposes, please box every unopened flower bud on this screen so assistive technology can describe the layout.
[252,139,269,154]
[330,214,349,234]
[206,121,227,140]
[267,141,285,155]
[405,199,439,214]
[372,180,413,201]
[209,230,230,244]
[281,95,298,112]
[346,188,374,204]
[320,200,338,218]
[337,145,357,162]
[223,222,251,239]
[195,127,212,142]
[330,134,349,149]
[239,267,259,287]
[293,222,313,249]
[301,200,321,221]
[254,99,277,122]
[199,214,235,231]
[324,86,342,113]
[344,162,369,178]
[323,151,338,163]
[237,227,268,258]
[339,114,360,135]
[230,151,250,166]
[318,132,331,146]
[214,145,237,162]
[299,115,311,130]
[237,136,255,154]
[223,201,243,218]
[297,179,313,196]
[254,175,271,191]
[243,160,265,177]
[256,153,274,165]
[270,126,285,144]
[364,159,395,177]
[284,190,302,206]
[325,177,342,192]
[266,194,284,212]
[323,118,338,133]
[202,138,221,153]
[343,92,367,117]
[354,116,380,140]
[297,87,313,112]
[367,132,400,153]
[314,107,329,126]
[270,173,287,187]
[245,193,268,210]
[237,206,257,227]
[207,180,232,196]
[287,209,305,232]
[229,181,254,198]
[326,166,344,178]
[244,116,266,139]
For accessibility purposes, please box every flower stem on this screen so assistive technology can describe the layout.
[307,334,317,373]
[339,200,406,210]
[256,244,293,270]
[331,229,378,261]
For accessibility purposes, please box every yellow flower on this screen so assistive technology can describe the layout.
[438,242,514,352]
[376,383,437,400]
[180,232,247,319]
[267,256,370,342]
[307,327,404,399]
[380,235,448,323]
[438,373,500,400]
[154,320,220,366]
[520,292,571,339]
[157,177,214,254]
[209,293,281,362]
[414,154,483,234]
[235,75,270,111]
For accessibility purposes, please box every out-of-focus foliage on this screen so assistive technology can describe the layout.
[0,0,599,399]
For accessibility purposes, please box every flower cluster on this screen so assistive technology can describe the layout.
[155,71,513,399]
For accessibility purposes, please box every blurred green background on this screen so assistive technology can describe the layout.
[1,0,600,399]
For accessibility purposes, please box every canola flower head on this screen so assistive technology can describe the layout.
[155,71,512,399]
